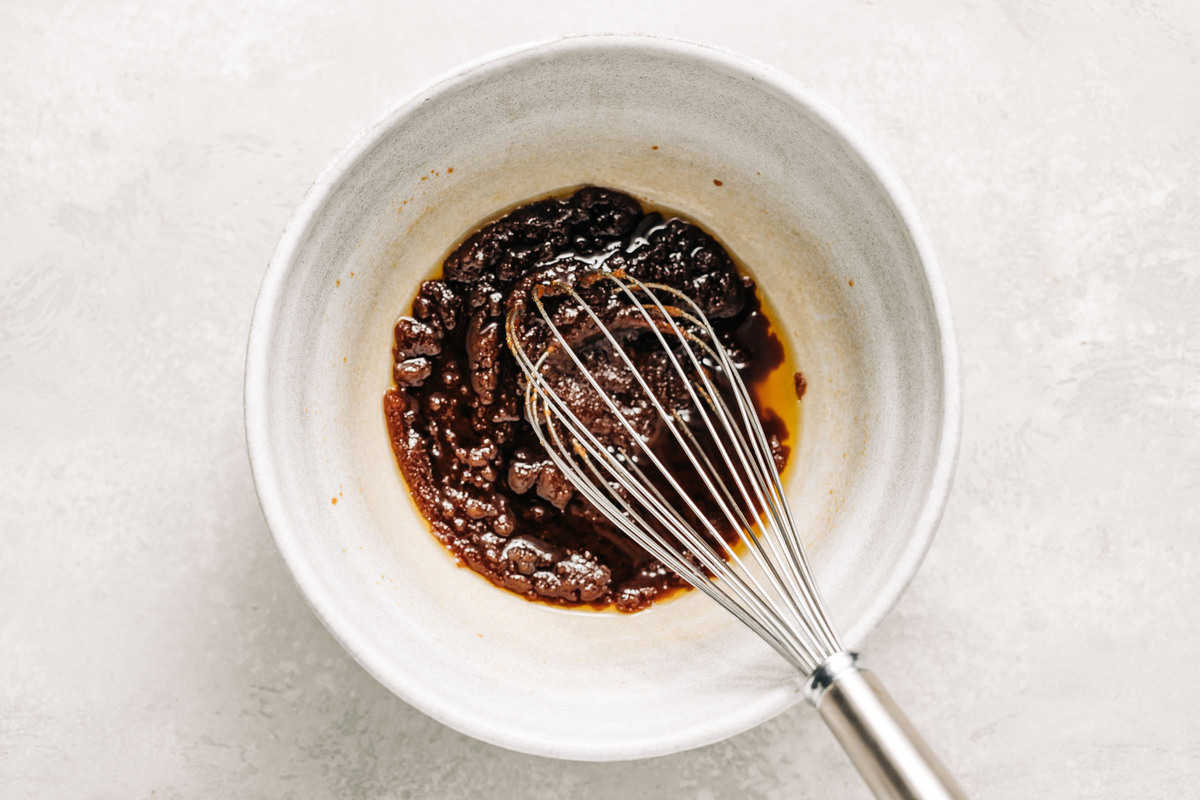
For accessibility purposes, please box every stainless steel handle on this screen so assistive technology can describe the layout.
[807,653,966,800]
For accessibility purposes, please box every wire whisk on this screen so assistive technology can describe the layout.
[506,270,965,800]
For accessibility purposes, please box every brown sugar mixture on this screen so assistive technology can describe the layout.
[383,187,796,611]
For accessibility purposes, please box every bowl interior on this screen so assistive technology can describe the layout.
[247,37,954,760]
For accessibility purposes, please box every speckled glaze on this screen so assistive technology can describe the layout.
[244,36,959,760]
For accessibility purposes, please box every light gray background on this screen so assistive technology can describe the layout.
[3,1,1198,797]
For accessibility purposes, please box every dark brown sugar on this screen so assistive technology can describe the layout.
[383,187,796,611]
[794,371,808,400]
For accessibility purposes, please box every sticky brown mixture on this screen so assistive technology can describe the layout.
[383,187,792,611]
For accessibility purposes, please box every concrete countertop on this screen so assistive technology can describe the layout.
[3,1,1197,797]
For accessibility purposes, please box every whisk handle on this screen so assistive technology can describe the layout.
[808,653,966,800]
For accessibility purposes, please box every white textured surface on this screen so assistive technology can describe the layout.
[2,1,1197,797]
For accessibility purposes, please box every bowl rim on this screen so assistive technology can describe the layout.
[244,32,962,761]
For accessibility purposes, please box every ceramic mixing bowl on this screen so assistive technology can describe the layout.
[244,34,959,760]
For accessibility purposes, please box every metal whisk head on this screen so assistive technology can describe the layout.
[505,269,843,674]
[506,270,966,799]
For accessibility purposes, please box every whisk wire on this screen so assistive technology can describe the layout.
[531,382,812,668]
[608,277,832,641]
[507,271,843,673]
[630,277,845,653]
[530,279,813,627]
[613,451,825,667]
[604,273,844,659]
[519,323,817,668]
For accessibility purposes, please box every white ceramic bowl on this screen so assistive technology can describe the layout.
[245,35,959,761]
